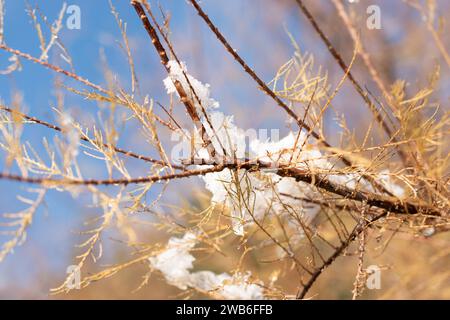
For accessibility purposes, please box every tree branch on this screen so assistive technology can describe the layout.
[293,0,408,164]
[0,158,442,216]
[0,105,184,170]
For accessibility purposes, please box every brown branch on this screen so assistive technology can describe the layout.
[0,165,226,186]
[331,0,395,111]
[187,0,404,187]
[142,1,228,156]
[1,158,442,217]
[187,0,328,146]
[183,158,442,217]
[293,0,408,165]
[297,208,386,299]
[280,192,374,214]
[275,167,440,216]
[0,105,184,170]
[187,0,409,197]
[0,44,181,135]
[131,1,217,157]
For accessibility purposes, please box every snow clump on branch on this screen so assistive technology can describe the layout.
[149,232,265,299]
[163,60,405,237]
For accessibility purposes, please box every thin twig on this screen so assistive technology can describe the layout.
[131,1,217,157]
[188,0,325,144]
[0,158,442,216]
[297,208,384,299]
[293,0,408,165]
[0,44,110,95]
[0,105,184,170]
